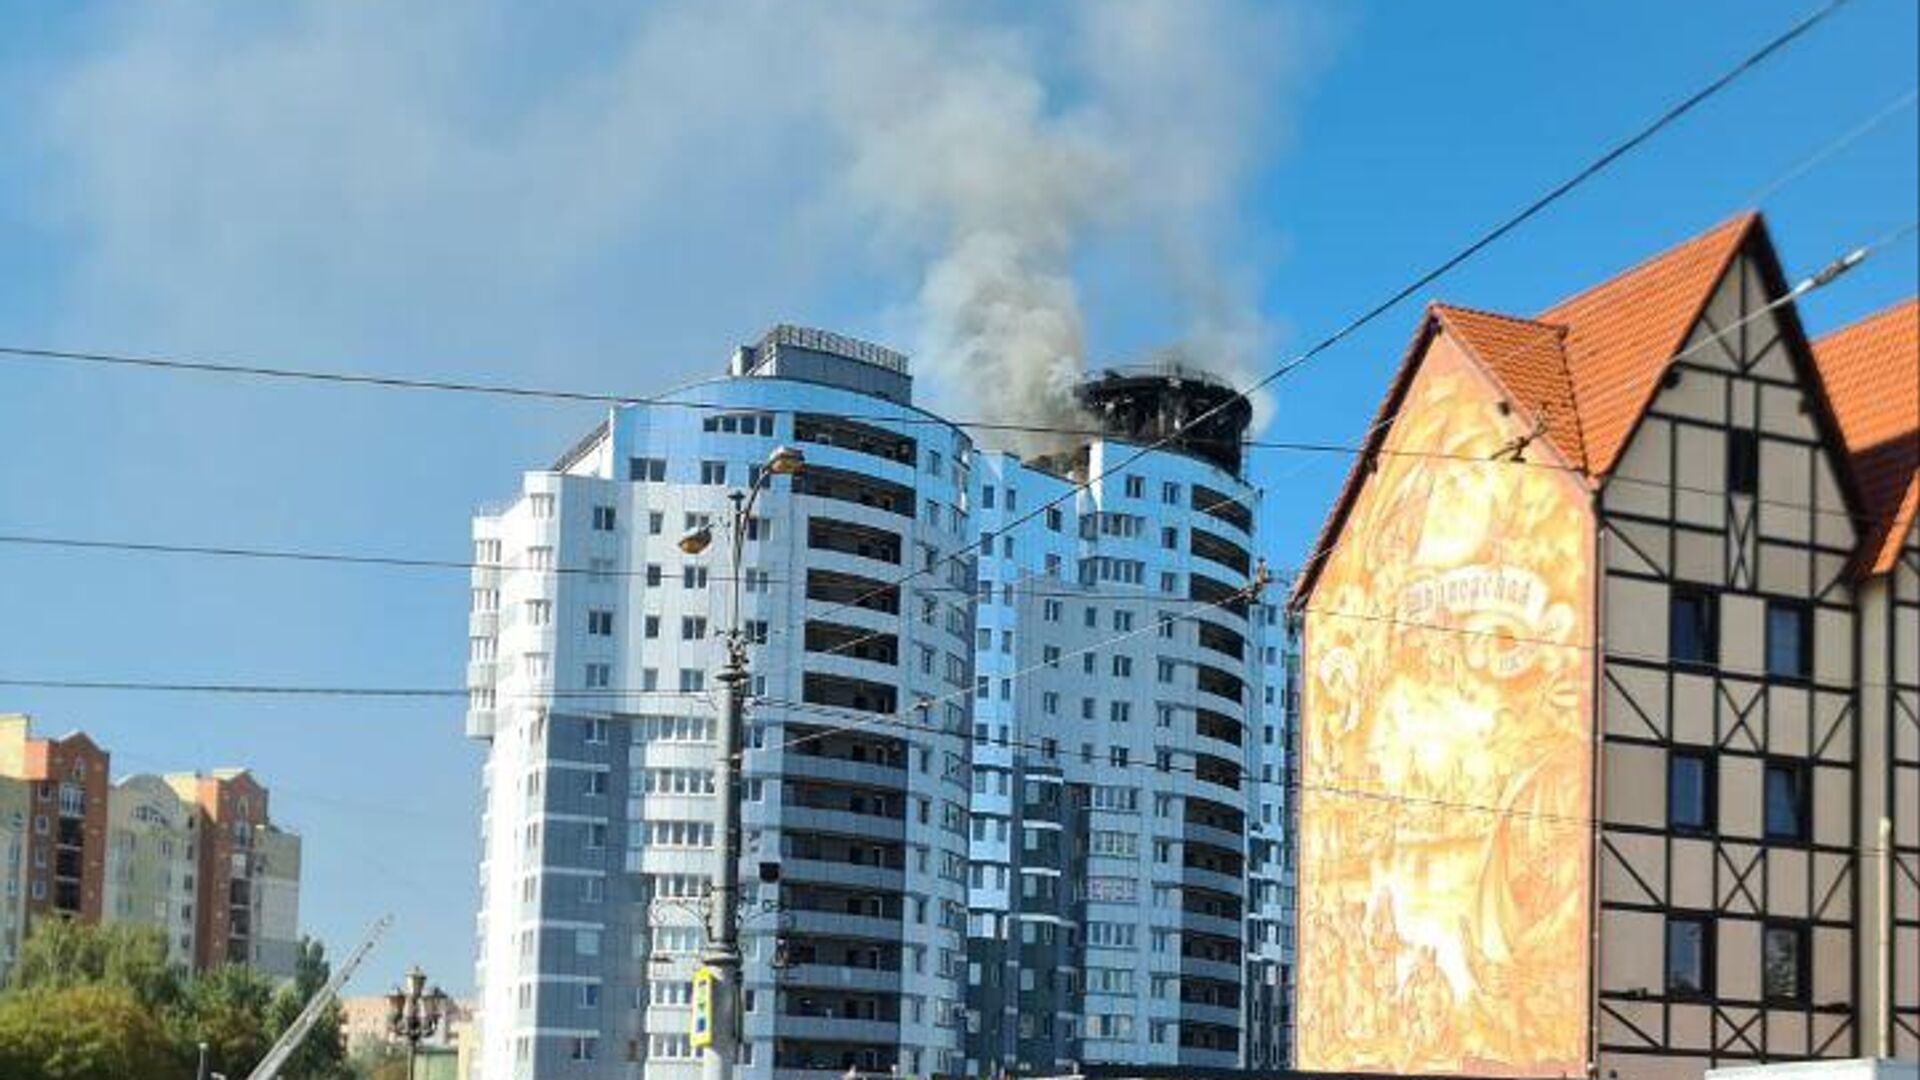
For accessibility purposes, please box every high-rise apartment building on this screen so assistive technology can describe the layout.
[0,713,302,981]
[959,368,1291,1075]
[1290,214,1918,1075]
[467,327,976,1080]
[466,328,1298,1079]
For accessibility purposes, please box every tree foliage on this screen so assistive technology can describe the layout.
[0,984,182,1080]
[0,921,352,1080]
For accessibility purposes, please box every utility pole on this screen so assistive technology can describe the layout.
[679,446,804,1080]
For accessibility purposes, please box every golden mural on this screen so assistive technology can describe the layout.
[1297,336,1594,1076]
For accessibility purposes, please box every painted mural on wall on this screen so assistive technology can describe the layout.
[1297,334,1594,1075]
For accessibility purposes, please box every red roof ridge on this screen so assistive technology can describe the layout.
[1810,295,1919,576]
[1537,211,1757,323]
[1428,300,1566,333]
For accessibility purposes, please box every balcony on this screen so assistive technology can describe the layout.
[807,518,902,566]
[1193,663,1244,705]
[1189,528,1251,577]
[792,464,914,519]
[803,622,898,667]
[1190,484,1252,534]
[1195,619,1245,661]
[793,414,916,467]
[1189,573,1248,619]
[805,569,899,616]
[801,672,898,716]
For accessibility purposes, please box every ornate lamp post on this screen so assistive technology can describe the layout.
[678,445,804,1080]
[385,965,450,1080]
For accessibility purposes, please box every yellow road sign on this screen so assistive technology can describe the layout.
[690,965,716,1049]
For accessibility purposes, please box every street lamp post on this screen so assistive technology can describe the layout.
[385,965,450,1080]
[679,445,804,1080]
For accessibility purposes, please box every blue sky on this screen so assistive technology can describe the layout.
[0,0,1913,995]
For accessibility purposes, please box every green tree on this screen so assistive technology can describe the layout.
[270,938,351,1080]
[0,983,183,1080]
[7,920,181,1010]
[171,964,277,1078]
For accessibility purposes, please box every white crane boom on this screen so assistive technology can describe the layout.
[244,914,393,1080]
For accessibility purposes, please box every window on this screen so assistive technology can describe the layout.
[1762,922,1807,1003]
[1045,507,1062,531]
[645,564,663,587]
[579,983,601,1008]
[1042,692,1059,716]
[1043,599,1062,622]
[1668,750,1713,833]
[587,610,614,636]
[644,615,660,639]
[1162,526,1178,550]
[681,616,708,640]
[1728,429,1759,495]
[525,599,551,626]
[647,511,663,536]
[1766,600,1812,680]
[1764,760,1809,841]
[1669,586,1717,666]
[1109,702,1131,723]
[682,566,708,589]
[529,493,555,518]
[630,457,667,482]
[585,772,608,796]
[1111,656,1132,678]
[570,1036,598,1061]
[679,669,705,692]
[1665,915,1712,998]
[1113,611,1133,632]
[981,485,996,509]
[1043,646,1061,669]
[1124,475,1144,499]
[586,717,607,744]
[700,461,728,485]
[591,505,616,531]
[1161,481,1180,505]
[584,663,611,689]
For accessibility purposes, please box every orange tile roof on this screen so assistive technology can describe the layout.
[1540,213,1755,476]
[1431,304,1585,472]
[1291,212,1910,608]
[1811,298,1919,576]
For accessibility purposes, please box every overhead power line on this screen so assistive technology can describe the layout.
[791,0,1859,637]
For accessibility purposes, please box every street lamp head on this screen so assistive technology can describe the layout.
[765,445,805,476]
[426,985,449,1020]
[404,965,427,1000]
[677,523,714,555]
[385,988,406,1027]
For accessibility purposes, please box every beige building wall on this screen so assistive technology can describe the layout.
[103,774,199,968]
[0,776,30,978]
[1596,250,1867,1071]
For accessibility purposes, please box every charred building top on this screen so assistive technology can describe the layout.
[1078,364,1253,478]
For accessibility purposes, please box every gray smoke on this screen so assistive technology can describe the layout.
[813,0,1309,455]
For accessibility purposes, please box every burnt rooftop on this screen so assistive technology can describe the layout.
[1078,364,1253,477]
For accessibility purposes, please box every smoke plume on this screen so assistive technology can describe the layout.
[815,0,1308,455]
